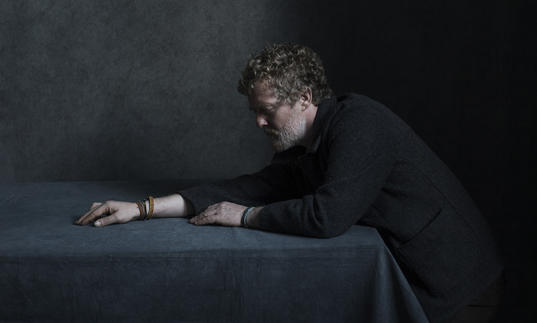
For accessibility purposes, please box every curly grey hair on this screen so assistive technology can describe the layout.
[237,43,333,105]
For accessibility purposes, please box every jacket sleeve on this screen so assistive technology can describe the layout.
[177,147,305,215]
[256,107,400,238]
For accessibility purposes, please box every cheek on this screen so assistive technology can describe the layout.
[270,113,290,130]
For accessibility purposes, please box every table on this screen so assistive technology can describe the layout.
[0,181,429,322]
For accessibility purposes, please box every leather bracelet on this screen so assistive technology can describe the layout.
[142,200,148,220]
[241,207,254,228]
[136,201,145,220]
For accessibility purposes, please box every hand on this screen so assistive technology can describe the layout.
[189,201,247,227]
[75,200,140,227]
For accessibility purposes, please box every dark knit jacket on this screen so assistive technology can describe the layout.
[179,93,503,323]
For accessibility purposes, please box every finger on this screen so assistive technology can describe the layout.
[204,216,216,225]
[188,210,206,225]
[189,212,214,225]
[76,204,103,225]
[94,214,117,227]
[188,215,198,225]
[188,214,201,225]
[80,204,111,225]
[205,204,218,213]
[90,202,103,210]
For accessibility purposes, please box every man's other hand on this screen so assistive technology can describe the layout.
[189,201,246,227]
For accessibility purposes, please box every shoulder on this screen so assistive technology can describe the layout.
[337,93,377,105]
[327,93,410,139]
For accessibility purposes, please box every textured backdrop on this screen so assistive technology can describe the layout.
[0,0,535,321]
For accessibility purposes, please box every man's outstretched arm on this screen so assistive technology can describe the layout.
[75,152,298,227]
[75,193,195,226]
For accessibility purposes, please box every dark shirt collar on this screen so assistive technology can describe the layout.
[307,96,337,153]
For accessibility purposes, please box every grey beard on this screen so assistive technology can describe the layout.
[269,114,306,152]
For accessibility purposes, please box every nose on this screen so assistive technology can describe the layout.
[256,114,268,128]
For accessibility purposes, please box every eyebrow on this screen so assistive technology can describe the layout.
[249,103,273,112]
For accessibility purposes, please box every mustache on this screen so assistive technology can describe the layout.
[263,128,279,136]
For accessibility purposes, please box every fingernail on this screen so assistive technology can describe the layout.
[94,220,101,227]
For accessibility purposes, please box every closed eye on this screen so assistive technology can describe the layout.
[262,105,275,114]
[249,106,273,115]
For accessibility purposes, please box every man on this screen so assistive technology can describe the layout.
[75,43,503,323]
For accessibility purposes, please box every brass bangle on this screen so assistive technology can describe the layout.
[148,196,155,219]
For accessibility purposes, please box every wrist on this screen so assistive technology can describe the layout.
[244,206,263,229]
[135,197,154,221]
[241,206,255,228]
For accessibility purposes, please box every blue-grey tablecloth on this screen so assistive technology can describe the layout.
[0,181,429,323]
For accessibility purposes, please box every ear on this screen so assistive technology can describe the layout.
[299,87,313,110]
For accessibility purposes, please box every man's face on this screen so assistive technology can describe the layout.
[248,82,307,152]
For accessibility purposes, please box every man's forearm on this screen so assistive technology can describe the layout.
[152,194,194,218]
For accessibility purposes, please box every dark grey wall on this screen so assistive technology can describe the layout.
[1,0,286,182]
[1,0,535,321]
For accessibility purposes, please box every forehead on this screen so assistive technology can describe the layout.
[248,81,279,106]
